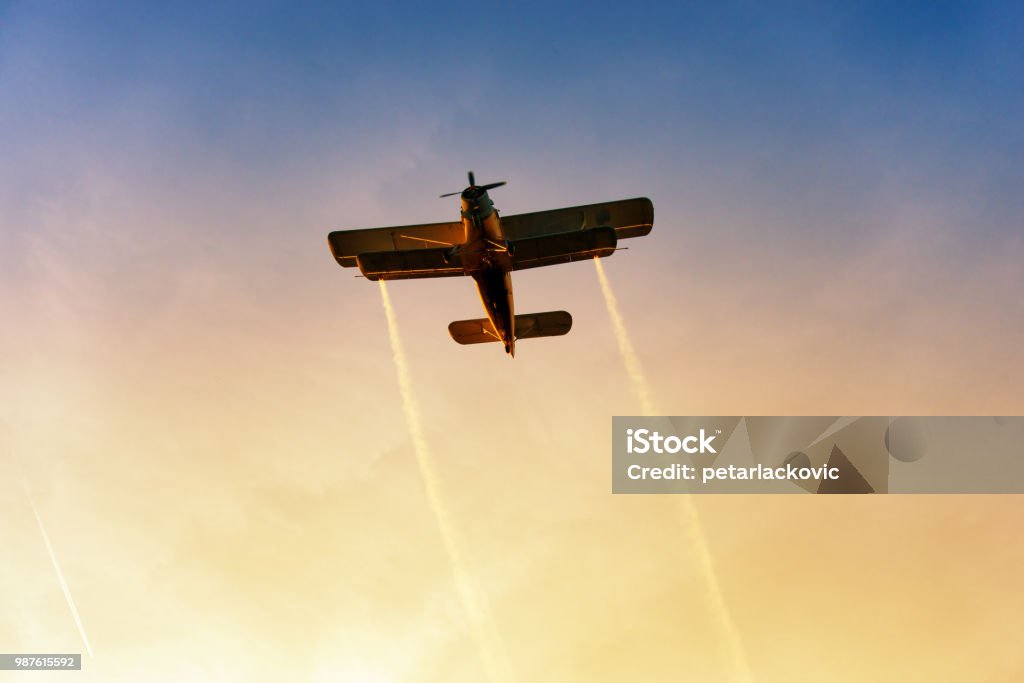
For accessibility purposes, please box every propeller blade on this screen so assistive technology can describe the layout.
[439,172,506,198]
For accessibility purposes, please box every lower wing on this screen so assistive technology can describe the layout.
[509,226,617,271]
[356,247,463,281]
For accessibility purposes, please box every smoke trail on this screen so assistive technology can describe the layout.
[592,258,751,682]
[593,257,657,415]
[22,480,94,658]
[378,281,512,683]
[675,496,752,682]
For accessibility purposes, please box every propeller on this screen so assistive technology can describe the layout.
[440,170,506,198]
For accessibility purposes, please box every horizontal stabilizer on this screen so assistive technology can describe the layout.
[448,311,573,345]
[357,247,463,281]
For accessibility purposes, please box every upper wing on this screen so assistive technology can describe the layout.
[500,197,653,241]
[328,221,464,268]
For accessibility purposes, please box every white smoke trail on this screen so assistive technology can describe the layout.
[22,480,94,658]
[378,281,512,683]
[593,257,657,415]
[592,258,751,682]
[675,496,753,683]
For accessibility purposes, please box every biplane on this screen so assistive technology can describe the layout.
[327,172,653,356]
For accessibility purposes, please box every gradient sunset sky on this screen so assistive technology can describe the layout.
[2,2,1023,681]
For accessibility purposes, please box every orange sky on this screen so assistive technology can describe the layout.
[3,205,1023,680]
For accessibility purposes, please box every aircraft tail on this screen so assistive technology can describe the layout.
[448,311,573,345]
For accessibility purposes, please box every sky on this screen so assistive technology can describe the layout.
[1,1,1023,681]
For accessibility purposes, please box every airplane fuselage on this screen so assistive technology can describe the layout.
[457,188,517,355]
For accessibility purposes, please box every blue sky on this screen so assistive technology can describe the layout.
[3,1,1021,253]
